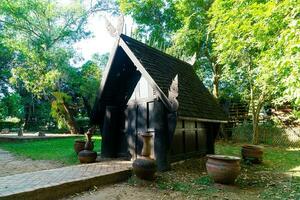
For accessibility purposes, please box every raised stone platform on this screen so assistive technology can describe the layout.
[0,133,82,142]
[0,161,132,200]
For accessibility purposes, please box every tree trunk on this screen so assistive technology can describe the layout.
[212,63,221,99]
[252,111,259,145]
[212,74,219,98]
[61,102,79,134]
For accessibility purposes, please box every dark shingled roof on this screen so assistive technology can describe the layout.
[120,34,227,121]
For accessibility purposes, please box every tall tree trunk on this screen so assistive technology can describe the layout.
[61,102,79,134]
[250,84,258,144]
[212,63,221,99]
[251,97,263,144]
[252,109,259,145]
[212,74,219,98]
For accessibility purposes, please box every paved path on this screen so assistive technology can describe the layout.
[0,149,64,177]
[0,161,132,200]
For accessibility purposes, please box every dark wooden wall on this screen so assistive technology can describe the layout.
[101,72,221,171]
[170,119,207,161]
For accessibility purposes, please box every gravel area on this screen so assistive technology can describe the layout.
[0,148,64,177]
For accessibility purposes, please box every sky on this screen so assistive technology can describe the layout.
[62,0,134,63]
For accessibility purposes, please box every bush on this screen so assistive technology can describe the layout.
[0,121,21,131]
[231,121,297,147]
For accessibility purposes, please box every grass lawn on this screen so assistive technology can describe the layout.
[127,142,300,200]
[0,136,101,165]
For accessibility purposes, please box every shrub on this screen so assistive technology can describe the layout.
[231,121,298,147]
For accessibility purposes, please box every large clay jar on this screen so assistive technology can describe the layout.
[74,140,86,154]
[132,133,157,180]
[241,144,263,164]
[78,150,97,163]
[133,158,156,180]
[206,155,241,184]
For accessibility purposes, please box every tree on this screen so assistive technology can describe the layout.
[0,38,14,97]
[209,0,300,144]
[0,0,116,131]
[119,0,223,97]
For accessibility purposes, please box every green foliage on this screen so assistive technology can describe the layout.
[0,136,101,165]
[0,121,21,130]
[0,41,14,96]
[119,0,181,44]
[0,0,91,97]
[209,0,300,104]
[79,60,102,109]
[0,93,24,120]
[209,0,300,143]
[0,0,113,132]
[230,121,298,146]
[91,52,109,69]
[51,92,72,129]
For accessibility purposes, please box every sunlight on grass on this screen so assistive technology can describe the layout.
[286,147,300,151]
[0,137,102,165]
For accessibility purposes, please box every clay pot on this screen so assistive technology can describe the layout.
[84,132,94,151]
[132,133,156,180]
[141,133,152,157]
[206,155,241,184]
[78,150,97,163]
[74,140,86,154]
[241,144,263,164]
[133,158,157,180]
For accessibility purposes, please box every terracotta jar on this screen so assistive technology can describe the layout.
[78,150,97,163]
[132,133,157,180]
[206,155,241,184]
[133,158,156,180]
[74,140,86,154]
[241,144,263,164]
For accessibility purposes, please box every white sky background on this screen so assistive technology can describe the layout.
[61,0,134,64]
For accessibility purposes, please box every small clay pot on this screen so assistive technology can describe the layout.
[206,155,241,184]
[84,132,94,151]
[241,144,263,164]
[74,140,86,154]
[132,158,157,180]
[78,150,97,163]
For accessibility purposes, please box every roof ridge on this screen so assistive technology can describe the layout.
[120,34,194,69]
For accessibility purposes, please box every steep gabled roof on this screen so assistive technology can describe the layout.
[92,34,227,124]
[119,34,227,122]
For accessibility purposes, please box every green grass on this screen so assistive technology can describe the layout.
[0,136,101,165]
[130,142,300,199]
[215,141,300,172]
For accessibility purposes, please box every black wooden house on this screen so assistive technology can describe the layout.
[92,34,227,171]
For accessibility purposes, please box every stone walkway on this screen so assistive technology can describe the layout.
[0,161,132,200]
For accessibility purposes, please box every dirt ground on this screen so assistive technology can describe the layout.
[1,148,298,200]
[64,159,262,200]
[0,148,64,177]
[64,181,260,200]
